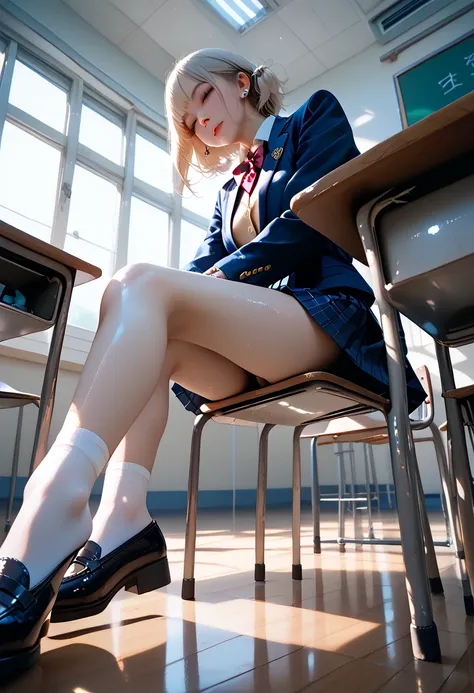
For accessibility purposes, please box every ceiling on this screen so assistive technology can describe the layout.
[61,0,385,92]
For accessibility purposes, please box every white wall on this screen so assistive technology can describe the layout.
[0,0,166,120]
[286,1,474,141]
[1,2,473,499]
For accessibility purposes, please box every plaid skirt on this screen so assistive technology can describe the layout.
[172,286,426,416]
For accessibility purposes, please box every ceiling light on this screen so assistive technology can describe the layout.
[202,0,268,33]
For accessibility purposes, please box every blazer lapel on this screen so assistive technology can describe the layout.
[258,117,289,230]
[222,115,289,249]
[222,182,239,253]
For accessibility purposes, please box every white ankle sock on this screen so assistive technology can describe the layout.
[0,427,109,586]
[89,462,152,558]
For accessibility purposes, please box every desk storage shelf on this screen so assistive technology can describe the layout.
[0,244,65,343]
[378,164,474,347]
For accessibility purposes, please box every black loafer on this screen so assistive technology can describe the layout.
[0,553,76,682]
[51,521,171,623]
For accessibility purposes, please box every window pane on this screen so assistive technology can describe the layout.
[66,167,120,331]
[0,122,60,242]
[79,104,123,164]
[9,61,68,132]
[134,133,172,192]
[128,198,169,266]
[180,221,206,268]
[67,167,120,251]
[182,171,229,219]
[64,238,114,332]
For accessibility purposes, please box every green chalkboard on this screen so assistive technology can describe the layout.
[395,29,474,128]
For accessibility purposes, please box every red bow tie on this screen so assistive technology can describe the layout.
[232,145,265,195]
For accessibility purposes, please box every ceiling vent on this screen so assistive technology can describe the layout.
[369,0,458,43]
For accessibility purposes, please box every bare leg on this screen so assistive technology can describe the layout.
[67,264,339,450]
[89,340,253,555]
[1,264,340,583]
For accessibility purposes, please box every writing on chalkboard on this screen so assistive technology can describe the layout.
[395,30,474,128]
[438,52,474,96]
[438,72,463,95]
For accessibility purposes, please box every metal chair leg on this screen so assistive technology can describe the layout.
[425,430,451,549]
[363,444,375,540]
[349,443,360,543]
[182,413,212,601]
[31,272,74,471]
[414,463,444,595]
[255,424,274,582]
[349,443,356,516]
[310,437,321,554]
[430,422,474,615]
[357,198,440,662]
[436,343,474,594]
[336,443,346,553]
[292,426,304,580]
[4,407,24,534]
[384,449,394,509]
[368,445,381,513]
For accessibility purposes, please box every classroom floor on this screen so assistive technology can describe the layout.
[2,507,474,693]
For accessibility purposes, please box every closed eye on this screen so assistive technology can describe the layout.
[190,86,213,132]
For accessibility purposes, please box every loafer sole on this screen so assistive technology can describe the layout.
[51,556,171,623]
[0,618,50,681]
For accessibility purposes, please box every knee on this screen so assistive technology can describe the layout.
[112,262,168,289]
[100,263,170,316]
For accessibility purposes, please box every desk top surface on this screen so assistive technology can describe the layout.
[0,220,102,285]
[291,91,474,264]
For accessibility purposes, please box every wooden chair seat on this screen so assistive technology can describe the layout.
[0,382,40,410]
[443,385,474,399]
[201,371,389,426]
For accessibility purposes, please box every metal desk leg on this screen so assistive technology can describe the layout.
[357,198,440,662]
[4,407,23,533]
[255,424,274,582]
[310,437,321,553]
[182,413,212,601]
[436,343,474,594]
[30,272,74,473]
[292,426,304,580]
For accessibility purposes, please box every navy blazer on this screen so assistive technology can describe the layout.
[184,90,373,300]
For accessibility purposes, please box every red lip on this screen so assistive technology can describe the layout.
[213,122,223,137]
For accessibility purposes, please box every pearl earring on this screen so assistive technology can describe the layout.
[241,89,249,99]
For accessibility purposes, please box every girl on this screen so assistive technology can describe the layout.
[0,48,424,680]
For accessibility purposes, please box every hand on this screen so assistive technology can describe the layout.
[204,266,227,280]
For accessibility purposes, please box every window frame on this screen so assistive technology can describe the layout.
[0,22,214,367]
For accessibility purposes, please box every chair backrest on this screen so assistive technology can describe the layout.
[300,364,433,440]
[300,412,385,439]
[377,162,474,347]
[410,365,434,431]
